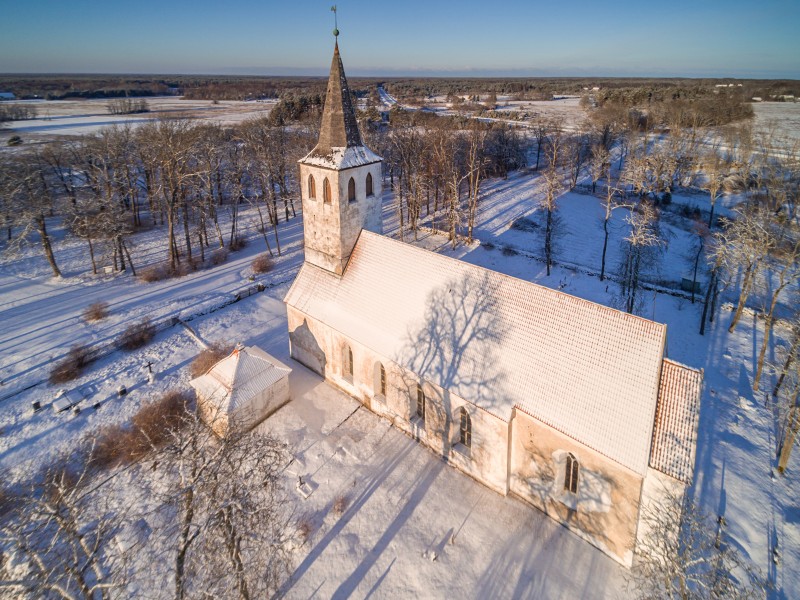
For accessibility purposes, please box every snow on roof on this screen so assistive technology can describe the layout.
[649,359,702,483]
[190,346,291,414]
[285,231,668,475]
[299,144,382,171]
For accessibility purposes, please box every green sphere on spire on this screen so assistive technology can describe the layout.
[333,27,339,37]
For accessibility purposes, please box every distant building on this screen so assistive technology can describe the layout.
[284,39,702,567]
[0,92,15,100]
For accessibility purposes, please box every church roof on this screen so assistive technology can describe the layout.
[649,359,702,483]
[189,345,292,415]
[285,230,671,476]
[300,42,381,170]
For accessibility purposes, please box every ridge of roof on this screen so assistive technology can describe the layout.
[355,230,668,332]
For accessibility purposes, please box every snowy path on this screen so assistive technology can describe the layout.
[0,209,304,395]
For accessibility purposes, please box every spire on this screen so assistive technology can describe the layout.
[311,41,363,156]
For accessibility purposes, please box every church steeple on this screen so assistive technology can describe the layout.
[297,36,383,276]
[311,41,363,157]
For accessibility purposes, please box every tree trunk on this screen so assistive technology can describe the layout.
[87,237,97,275]
[778,404,800,473]
[36,214,62,277]
[729,268,755,332]
[600,217,609,281]
[700,269,717,336]
[122,240,136,276]
[691,238,704,304]
[182,196,193,264]
[545,207,553,276]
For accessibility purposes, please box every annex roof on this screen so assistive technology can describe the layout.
[285,230,669,475]
[649,359,702,483]
[190,345,292,414]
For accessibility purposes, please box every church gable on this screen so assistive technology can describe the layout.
[285,230,668,476]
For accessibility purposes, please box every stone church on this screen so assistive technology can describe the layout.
[284,40,703,567]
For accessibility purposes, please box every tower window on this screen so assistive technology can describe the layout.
[459,407,471,448]
[377,363,386,396]
[366,172,374,197]
[348,177,356,203]
[564,453,579,494]
[416,384,425,422]
[323,177,331,204]
[308,175,316,199]
[343,343,353,381]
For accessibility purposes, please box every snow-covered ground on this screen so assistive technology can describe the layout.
[1,135,798,596]
[0,97,277,142]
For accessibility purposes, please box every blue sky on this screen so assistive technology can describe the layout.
[0,0,798,77]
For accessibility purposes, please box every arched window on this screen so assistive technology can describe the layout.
[564,453,579,494]
[366,172,374,197]
[348,177,356,202]
[308,174,316,199]
[377,363,386,396]
[416,384,425,421]
[323,177,331,204]
[343,344,353,380]
[459,407,471,448]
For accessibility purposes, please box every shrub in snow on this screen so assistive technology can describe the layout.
[332,494,350,516]
[229,236,248,252]
[296,514,316,543]
[91,390,189,470]
[251,253,273,274]
[139,261,196,283]
[190,342,234,378]
[139,263,172,283]
[83,301,110,322]
[510,216,539,232]
[48,344,90,384]
[120,318,155,350]
[7,135,22,146]
[209,247,229,266]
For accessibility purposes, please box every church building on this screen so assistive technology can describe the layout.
[284,39,703,567]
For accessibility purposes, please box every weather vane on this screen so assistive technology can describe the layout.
[331,5,339,38]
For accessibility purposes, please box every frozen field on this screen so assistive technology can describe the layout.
[0,96,277,142]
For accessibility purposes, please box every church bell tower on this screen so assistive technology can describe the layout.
[297,37,383,276]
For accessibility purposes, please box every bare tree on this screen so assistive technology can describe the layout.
[147,403,292,600]
[753,237,800,390]
[1,153,63,277]
[599,163,629,281]
[589,143,610,195]
[697,148,728,228]
[714,204,775,333]
[630,491,765,599]
[540,125,565,276]
[0,453,124,599]
[618,200,664,314]
[776,320,800,473]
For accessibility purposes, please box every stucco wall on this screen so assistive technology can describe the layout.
[636,467,687,554]
[286,307,509,494]
[298,161,382,275]
[509,409,643,566]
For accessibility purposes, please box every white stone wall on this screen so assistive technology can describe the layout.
[509,409,644,567]
[298,160,382,274]
[635,467,687,555]
[286,307,510,495]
